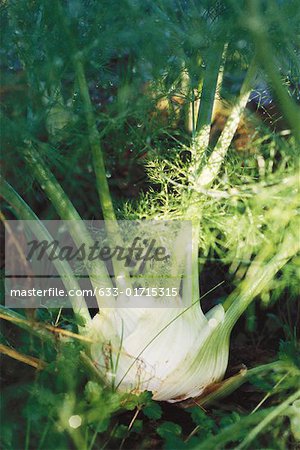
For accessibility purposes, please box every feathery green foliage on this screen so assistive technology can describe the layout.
[1,0,300,448]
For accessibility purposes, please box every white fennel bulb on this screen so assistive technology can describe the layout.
[88,296,229,402]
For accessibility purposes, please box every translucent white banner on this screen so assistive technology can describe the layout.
[5,220,193,308]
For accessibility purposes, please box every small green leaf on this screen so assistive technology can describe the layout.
[157,421,182,439]
[143,401,162,420]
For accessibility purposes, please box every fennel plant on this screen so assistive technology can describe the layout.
[1,0,300,448]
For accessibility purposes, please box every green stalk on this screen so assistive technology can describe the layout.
[1,179,91,323]
[72,57,116,222]
[197,58,257,189]
[182,202,201,305]
[195,43,225,134]
[23,145,114,307]
[225,230,300,332]
[190,42,226,177]
[194,405,286,450]
[74,57,131,289]
[0,305,55,344]
[185,57,256,305]
[198,361,283,407]
[235,389,300,450]
[55,0,131,290]
[247,0,300,143]
[186,44,226,305]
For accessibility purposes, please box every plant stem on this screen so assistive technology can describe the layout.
[73,57,131,289]
[0,343,46,369]
[185,57,256,306]
[73,56,116,222]
[23,146,114,305]
[0,310,93,343]
[0,305,55,344]
[190,42,225,178]
[1,179,91,323]
[197,58,257,189]
[183,360,283,408]
[195,408,271,450]
[55,0,131,288]
[196,42,225,134]
[236,389,300,450]
[225,230,300,332]
[186,46,226,305]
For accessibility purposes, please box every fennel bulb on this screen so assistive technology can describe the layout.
[88,297,229,402]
